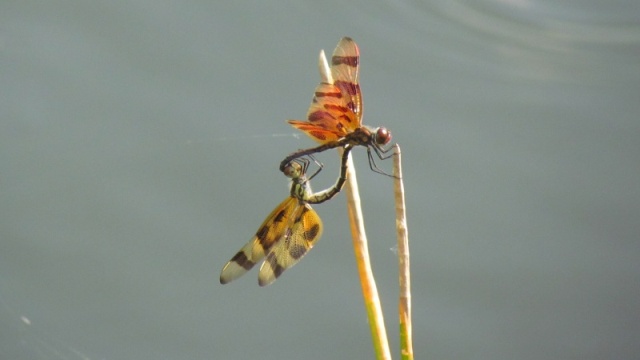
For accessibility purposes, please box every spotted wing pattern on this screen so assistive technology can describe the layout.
[219,197,298,285]
[258,204,322,286]
[288,37,362,144]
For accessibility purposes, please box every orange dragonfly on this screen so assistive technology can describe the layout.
[220,146,353,286]
[280,37,393,176]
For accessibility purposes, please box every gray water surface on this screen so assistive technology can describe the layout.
[2,1,639,359]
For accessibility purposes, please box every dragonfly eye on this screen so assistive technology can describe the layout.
[375,127,392,145]
[283,162,303,179]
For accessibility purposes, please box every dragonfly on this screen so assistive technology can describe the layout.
[280,37,394,176]
[220,145,353,286]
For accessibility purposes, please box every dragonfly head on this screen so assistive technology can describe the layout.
[283,161,304,180]
[374,127,392,146]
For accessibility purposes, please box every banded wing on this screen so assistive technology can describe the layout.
[219,197,297,285]
[288,37,362,144]
[331,36,362,127]
[258,203,323,286]
[279,38,393,177]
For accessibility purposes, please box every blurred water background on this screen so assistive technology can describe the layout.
[1,1,639,359]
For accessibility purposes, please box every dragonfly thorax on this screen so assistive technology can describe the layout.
[290,179,311,202]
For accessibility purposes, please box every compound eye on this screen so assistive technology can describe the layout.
[283,162,302,178]
[375,127,392,145]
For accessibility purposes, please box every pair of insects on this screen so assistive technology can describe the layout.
[220,37,393,286]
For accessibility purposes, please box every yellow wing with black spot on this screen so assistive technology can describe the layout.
[219,196,297,285]
[258,204,323,286]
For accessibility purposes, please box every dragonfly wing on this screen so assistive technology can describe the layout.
[330,37,362,129]
[258,203,323,286]
[288,38,363,144]
[219,197,296,284]
[288,119,342,143]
